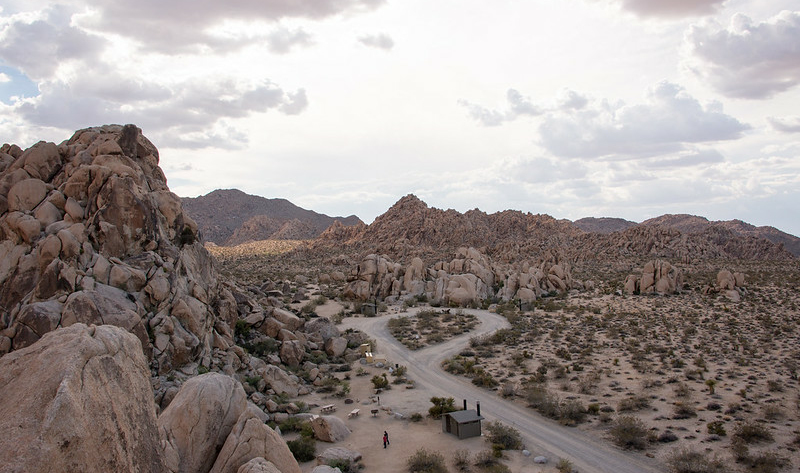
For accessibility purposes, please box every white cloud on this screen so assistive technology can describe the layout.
[768,115,800,133]
[358,33,394,50]
[538,81,749,159]
[684,11,800,99]
[0,5,103,80]
[610,0,726,18]
[459,89,542,126]
[16,76,306,148]
[265,26,313,54]
[72,0,385,54]
[0,73,11,83]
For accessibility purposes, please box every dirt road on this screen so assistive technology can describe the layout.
[341,308,665,473]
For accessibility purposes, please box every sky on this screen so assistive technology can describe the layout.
[1,0,799,236]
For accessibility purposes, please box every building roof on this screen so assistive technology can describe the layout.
[446,409,484,423]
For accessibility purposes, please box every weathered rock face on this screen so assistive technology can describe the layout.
[342,247,578,305]
[0,125,234,373]
[158,373,248,473]
[0,324,165,473]
[311,415,351,442]
[210,406,301,473]
[702,269,746,301]
[623,260,683,295]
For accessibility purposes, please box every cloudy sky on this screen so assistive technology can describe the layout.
[2,0,799,236]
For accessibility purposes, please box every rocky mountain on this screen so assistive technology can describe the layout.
[640,214,800,257]
[573,217,637,234]
[182,189,362,245]
[316,194,795,262]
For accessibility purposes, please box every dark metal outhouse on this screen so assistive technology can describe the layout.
[442,409,484,439]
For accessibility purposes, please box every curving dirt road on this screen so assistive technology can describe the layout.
[341,308,665,473]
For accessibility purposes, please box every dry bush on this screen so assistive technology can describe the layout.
[452,449,471,471]
[667,447,726,473]
[407,448,447,473]
[609,415,650,450]
[617,395,651,412]
[733,420,774,444]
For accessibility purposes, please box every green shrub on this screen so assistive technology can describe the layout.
[617,395,651,412]
[407,448,447,473]
[707,421,726,436]
[287,436,316,462]
[556,458,575,473]
[485,421,523,450]
[371,374,389,390]
[428,397,457,419]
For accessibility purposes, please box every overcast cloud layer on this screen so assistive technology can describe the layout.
[1,0,799,237]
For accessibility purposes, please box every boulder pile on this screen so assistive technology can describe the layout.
[342,246,581,305]
[701,269,746,301]
[623,260,683,295]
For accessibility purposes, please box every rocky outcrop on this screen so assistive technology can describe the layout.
[311,415,351,442]
[0,324,165,473]
[342,247,578,305]
[623,260,683,295]
[0,125,236,374]
[210,406,301,473]
[158,373,248,473]
[701,269,746,301]
[238,458,283,473]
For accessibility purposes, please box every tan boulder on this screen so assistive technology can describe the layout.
[325,336,348,357]
[311,415,351,442]
[158,373,247,473]
[0,324,165,473]
[280,339,305,367]
[623,275,638,295]
[20,140,61,181]
[258,364,300,397]
[237,458,282,473]
[716,270,736,291]
[272,308,301,331]
[210,406,301,473]
[7,178,47,212]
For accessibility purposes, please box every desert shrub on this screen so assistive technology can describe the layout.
[278,417,308,433]
[762,405,784,420]
[667,447,726,473]
[410,412,424,422]
[407,448,447,473]
[707,421,727,436]
[485,421,523,450]
[525,385,561,419]
[428,396,457,419]
[559,399,587,425]
[766,379,783,392]
[556,458,575,473]
[617,395,651,412]
[287,436,316,462]
[609,416,649,450]
[673,382,691,397]
[328,458,360,473]
[371,374,389,390]
[672,402,697,419]
[471,369,499,388]
[733,421,774,443]
[452,449,471,471]
[473,450,499,468]
[658,431,679,443]
[746,451,788,473]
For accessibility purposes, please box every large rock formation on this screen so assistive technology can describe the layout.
[342,247,579,305]
[0,125,237,374]
[623,260,683,295]
[0,324,165,473]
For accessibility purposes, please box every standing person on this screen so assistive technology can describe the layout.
[383,431,389,448]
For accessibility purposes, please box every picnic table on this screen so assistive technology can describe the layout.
[321,404,336,413]
[348,408,360,418]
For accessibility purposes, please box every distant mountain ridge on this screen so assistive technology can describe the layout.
[574,213,800,257]
[315,194,796,261]
[181,189,363,245]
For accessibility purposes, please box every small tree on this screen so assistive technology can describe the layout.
[609,416,649,450]
[705,379,717,394]
[371,374,389,390]
[428,396,457,419]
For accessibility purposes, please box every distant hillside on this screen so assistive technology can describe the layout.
[315,194,795,262]
[641,214,800,257]
[573,217,637,234]
[182,189,363,245]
